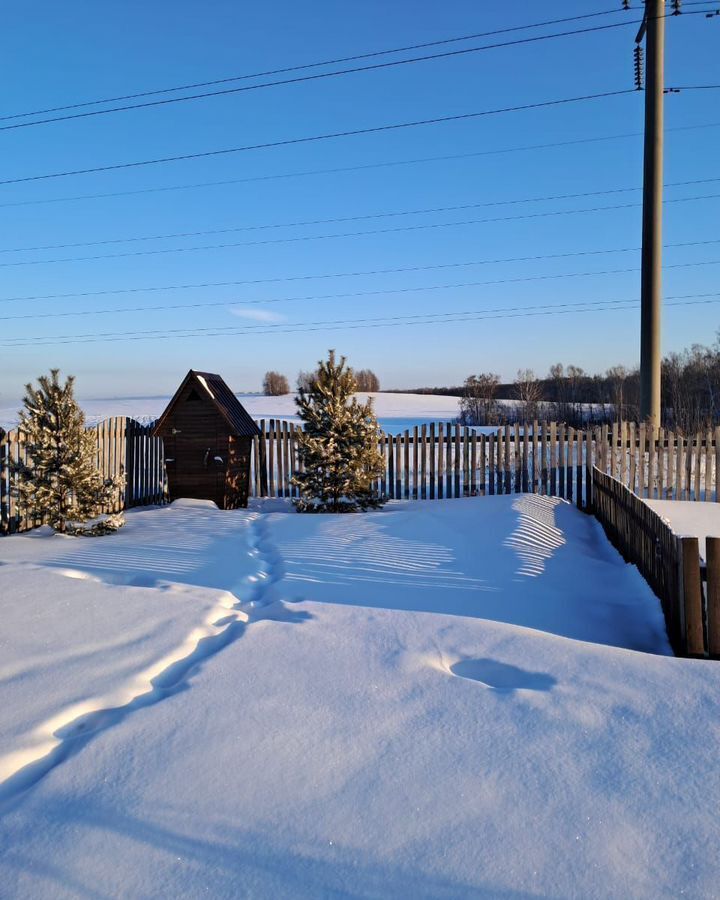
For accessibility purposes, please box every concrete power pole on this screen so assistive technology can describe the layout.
[639,0,665,427]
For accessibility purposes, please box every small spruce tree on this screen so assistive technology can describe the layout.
[12,369,122,533]
[292,351,386,512]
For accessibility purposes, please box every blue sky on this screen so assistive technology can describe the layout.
[1,0,718,403]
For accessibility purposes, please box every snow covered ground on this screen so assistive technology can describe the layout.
[645,498,720,561]
[0,391,465,434]
[1,496,719,898]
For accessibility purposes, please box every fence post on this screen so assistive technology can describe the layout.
[680,536,705,656]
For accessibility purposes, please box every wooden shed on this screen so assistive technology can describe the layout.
[153,370,260,509]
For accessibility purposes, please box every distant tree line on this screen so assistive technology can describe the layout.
[264,368,380,396]
[392,334,720,433]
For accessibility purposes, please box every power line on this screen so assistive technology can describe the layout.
[2,191,716,268]
[2,179,718,255]
[0,21,639,132]
[3,291,719,348]
[0,8,628,123]
[1,237,718,305]
[0,89,637,187]
[1,259,719,323]
[0,298,700,342]
[3,120,718,209]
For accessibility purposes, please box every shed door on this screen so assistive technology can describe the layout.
[167,428,226,506]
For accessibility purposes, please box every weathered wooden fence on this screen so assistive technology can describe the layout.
[3,418,720,535]
[1,417,165,535]
[592,466,720,658]
[250,419,720,505]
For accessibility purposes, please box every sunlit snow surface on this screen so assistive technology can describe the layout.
[1,496,718,899]
[0,391,471,434]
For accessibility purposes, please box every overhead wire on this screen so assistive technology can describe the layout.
[3,292,720,348]
[0,7,630,122]
[0,20,640,132]
[1,178,719,255]
[0,89,637,187]
[2,237,719,305]
[1,259,720,323]
[1,190,717,268]
[3,120,718,209]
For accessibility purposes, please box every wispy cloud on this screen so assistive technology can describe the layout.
[228,306,287,323]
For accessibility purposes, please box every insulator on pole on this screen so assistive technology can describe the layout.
[634,44,644,90]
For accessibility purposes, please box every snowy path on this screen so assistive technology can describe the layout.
[1,497,718,898]
[0,501,266,809]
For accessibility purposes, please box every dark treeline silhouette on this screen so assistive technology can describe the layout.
[388,334,720,433]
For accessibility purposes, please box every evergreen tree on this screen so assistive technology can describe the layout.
[11,369,122,533]
[293,351,386,512]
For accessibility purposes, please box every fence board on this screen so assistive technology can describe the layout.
[707,537,720,658]
[454,423,461,498]
[705,429,713,503]
[638,424,646,499]
[648,427,657,500]
[681,537,705,656]
[566,427,574,504]
[677,433,685,500]
[445,423,453,498]
[487,429,493,496]
[276,423,284,498]
[395,432,402,500]
[479,433,486,496]
[470,431,477,496]
[428,425,435,500]
[574,429,581,507]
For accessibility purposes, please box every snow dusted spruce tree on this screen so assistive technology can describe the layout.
[11,369,123,534]
[292,351,386,512]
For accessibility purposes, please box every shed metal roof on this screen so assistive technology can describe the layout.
[153,370,260,437]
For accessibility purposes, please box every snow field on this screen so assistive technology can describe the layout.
[0,501,264,801]
[259,494,671,653]
[0,391,465,434]
[0,495,718,897]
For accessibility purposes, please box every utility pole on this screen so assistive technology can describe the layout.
[639,0,665,427]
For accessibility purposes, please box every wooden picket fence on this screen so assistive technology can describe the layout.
[592,466,720,659]
[0,418,164,535]
[250,419,720,506]
[3,417,720,535]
